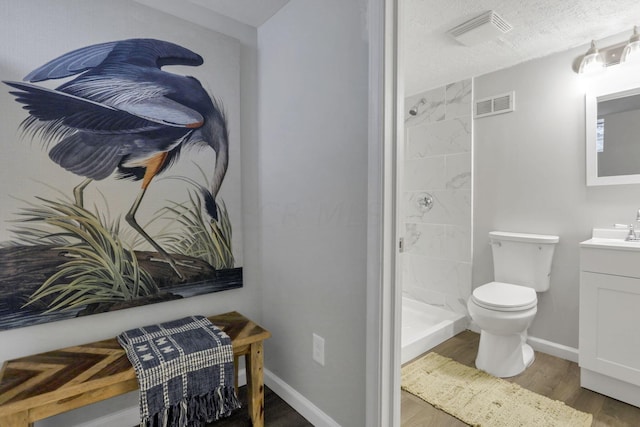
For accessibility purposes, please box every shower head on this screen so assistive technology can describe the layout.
[409,98,427,116]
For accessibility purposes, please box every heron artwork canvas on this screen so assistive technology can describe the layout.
[0,38,243,331]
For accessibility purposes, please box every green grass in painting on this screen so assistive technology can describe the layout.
[13,197,158,313]
[150,166,235,270]
[154,191,234,270]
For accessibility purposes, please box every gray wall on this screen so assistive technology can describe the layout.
[0,2,373,426]
[258,0,369,424]
[473,36,640,348]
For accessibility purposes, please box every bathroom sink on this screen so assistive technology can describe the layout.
[580,227,640,250]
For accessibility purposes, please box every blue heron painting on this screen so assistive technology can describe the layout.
[0,38,242,329]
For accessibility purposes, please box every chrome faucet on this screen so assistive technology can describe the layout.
[627,224,637,241]
[624,209,640,241]
[621,210,640,241]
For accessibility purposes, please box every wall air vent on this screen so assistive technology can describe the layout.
[447,11,513,46]
[474,91,515,118]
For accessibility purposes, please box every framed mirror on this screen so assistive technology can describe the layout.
[586,81,640,186]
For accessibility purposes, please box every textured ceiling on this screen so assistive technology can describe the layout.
[404,0,640,95]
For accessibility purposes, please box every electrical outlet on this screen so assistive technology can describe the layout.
[312,333,325,366]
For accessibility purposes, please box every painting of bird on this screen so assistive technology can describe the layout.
[3,38,230,279]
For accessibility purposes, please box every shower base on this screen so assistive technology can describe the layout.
[401,296,468,364]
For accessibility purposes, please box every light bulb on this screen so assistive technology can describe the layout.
[621,26,640,65]
[578,41,605,74]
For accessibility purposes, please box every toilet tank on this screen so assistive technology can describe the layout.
[490,231,559,292]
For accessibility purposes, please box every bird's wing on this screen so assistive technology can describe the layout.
[24,42,118,82]
[4,81,204,132]
[108,39,204,69]
[49,132,124,180]
[5,81,159,133]
[24,39,203,83]
[122,98,204,128]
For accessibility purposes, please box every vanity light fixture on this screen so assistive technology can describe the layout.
[621,26,640,64]
[578,41,604,74]
[577,26,640,74]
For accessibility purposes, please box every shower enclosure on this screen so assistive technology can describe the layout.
[400,79,472,364]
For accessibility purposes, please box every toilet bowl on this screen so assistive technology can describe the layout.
[468,231,559,378]
[467,281,538,377]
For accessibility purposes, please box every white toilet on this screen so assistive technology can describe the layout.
[467,231,559,378]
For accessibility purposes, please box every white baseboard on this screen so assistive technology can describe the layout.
[465,326,579,363]
[264,368,341,427]
[527,335,579,363]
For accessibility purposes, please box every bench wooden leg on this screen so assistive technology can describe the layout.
[0,411,32,427]
[234,355,240,394]
[245,341,265,427]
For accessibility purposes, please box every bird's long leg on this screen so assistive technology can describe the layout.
[125,152,185,279]
[73,178,93,208]
[125,188,184,279]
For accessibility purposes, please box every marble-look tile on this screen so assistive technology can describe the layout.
[445,79,472,119]
[403,276,471,316]
[453,261,472,300]
[403,285,448,307]
[404,157,446,191]
[445,152,471,190]
[406,116,471,158]
[402,79,472,317]
[444,225,472,262]
[403,254,470,308]
[404,223,471,263]
[405,189,471,226]
[445,294,470,316]
[404,223,446,257]
[405,87,446,125]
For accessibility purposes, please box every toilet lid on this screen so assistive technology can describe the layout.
[471,282,537,311]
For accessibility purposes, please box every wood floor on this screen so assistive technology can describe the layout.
[208,385,313,426]
[402,331,640,427]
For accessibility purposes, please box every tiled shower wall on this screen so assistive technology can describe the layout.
[402,79,472,315]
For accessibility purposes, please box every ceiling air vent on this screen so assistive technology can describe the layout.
[474,91,515,118]
[447,11,513,46]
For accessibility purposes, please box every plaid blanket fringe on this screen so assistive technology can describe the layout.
[117,315,242,427]
[145,385,241,427]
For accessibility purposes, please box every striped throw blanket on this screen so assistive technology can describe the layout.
[117,315,241,427]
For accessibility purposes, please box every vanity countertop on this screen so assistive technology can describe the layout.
[580,238,640,251]
[580,228,640,251]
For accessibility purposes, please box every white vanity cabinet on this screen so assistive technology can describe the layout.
[579,241,640,408]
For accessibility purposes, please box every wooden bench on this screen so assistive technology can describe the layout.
[0,311,271,427]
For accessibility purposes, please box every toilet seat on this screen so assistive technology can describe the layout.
[471,282,537,312]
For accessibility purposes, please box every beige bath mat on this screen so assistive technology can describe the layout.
[402,352,593,427]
